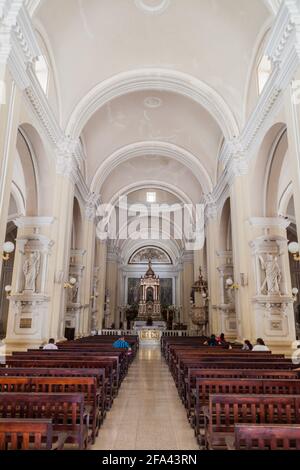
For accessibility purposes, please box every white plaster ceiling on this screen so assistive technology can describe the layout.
[35,0,270,127]
[83,90,222,189]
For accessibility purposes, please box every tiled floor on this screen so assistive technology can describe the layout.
[93,345,199,450]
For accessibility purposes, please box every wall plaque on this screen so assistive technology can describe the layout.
[19,318,32,329]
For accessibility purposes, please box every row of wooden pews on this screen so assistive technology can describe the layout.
[0,334,138,450]
[162,336,300,450]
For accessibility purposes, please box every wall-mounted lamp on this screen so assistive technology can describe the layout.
[64,277,77,289]
[292,287,299,301]
[4,285,12,298]
[226,278,239,290]
[2,242,15,261]
[288,242,300,261]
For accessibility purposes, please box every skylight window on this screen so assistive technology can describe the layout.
[147,192,156,203]
[257,55,272,95]
[35,55,49,94]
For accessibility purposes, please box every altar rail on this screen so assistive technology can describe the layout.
[98,330,202,337]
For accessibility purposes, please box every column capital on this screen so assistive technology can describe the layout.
[85,192,102,221]
[55,137,84,183]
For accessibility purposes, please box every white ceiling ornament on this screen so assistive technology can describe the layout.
[135,0,171,15]
[144,96,162,108]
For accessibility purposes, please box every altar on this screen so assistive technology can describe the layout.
[133,321,166,345]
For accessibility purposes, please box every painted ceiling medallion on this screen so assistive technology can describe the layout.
[135,0,171,15]
[144,96,162,108]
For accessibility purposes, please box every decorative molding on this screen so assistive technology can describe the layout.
[66,68,240,141]
[248,217,291,229]
[14,216,55,228]
[90,141,213,194]
[135,0,170,15]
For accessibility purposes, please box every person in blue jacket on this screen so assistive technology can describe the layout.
[113,336,131,350]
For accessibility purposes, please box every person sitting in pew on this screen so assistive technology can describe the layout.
[217,333,227,346]
[242,340,253,351]
[43,338,58,350]
[204,334,218,347]
[252,338,269,352]
[113,336,132,351]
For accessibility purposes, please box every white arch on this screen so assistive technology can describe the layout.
[66,68,239,140]
[108,180,194,208]
[91,141,213,194]
[263,0,282,15]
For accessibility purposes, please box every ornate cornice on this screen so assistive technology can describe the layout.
[248,217,291,229]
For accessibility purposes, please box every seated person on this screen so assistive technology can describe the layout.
[252,338,269,352]
[204,334,218,346]
[43,338,58,350]
[113,336,131,351]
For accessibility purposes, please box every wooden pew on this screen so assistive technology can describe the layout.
[0,376,100,443]
[0,367,107,417]
[0,393,90,449]
[194,378,300,440]
[228,424,300,450]
[3,358,117,404]
[204,394,300,450]
[0,419,67,450]
[185,368,299,420]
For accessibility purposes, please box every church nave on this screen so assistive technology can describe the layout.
[93,346,198,451]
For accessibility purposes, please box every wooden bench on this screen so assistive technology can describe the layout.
[0,367,107,418]
[229,424,300,450]
[0,376,100,443]
[0,418,67,450]
[204,394,300,450]
[3,358,117,405]
[0,393,90,449]
[185,368,300,417]
[194,378,300,440]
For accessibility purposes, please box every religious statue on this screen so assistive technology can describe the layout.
[259,254,282,295]
[23,251,41,292]
[69,281,79,304]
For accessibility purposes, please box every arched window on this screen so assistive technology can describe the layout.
[257,55,272,95]
[35,55,49,95]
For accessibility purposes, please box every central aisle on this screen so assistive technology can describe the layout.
[93,346,199,450]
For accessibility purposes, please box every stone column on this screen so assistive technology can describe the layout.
[5,217,55,351]
[284,77,300,241]
[0,3,33,275]
[47,141,80,341]
[216,251,237,341]
[0,73,21,276]
[66,250,85,338]
[105,244,118,328]
[205,210,221,335]
[182,251,194,328]
[80,196,99,336]
[95,239,107,331]
[229,171,253,342]
[248,217,296,353]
